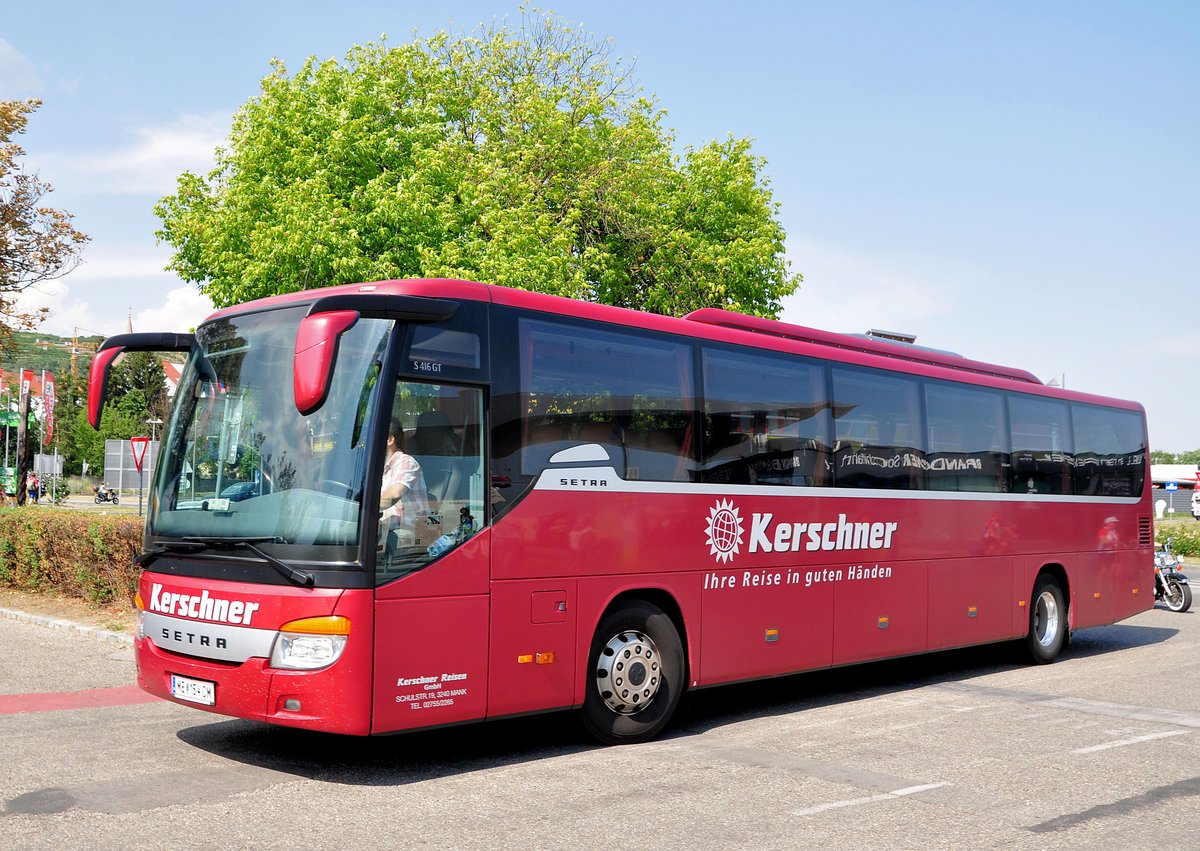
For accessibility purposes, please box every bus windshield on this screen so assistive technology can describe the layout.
[148,307,393,558]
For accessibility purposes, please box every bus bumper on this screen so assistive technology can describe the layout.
[135,633,373,735]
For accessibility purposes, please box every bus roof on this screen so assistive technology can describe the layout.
[202,278,1145,411]
[682,307,1043,384]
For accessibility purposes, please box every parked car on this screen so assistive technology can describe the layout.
[219,481,261,502]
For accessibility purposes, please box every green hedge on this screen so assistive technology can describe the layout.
[0,509,143,607]
[1157,520,1200,557]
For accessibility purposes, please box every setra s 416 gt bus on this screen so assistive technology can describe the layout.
[88,279,1153,744]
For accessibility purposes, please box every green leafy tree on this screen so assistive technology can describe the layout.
[109,351,168,421]
[65,402,105,477]
[156,13,799,317]
[0,99,89,351]
[69,389,150,479]
[1152,450,1200,465]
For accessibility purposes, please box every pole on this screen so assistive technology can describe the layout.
[2,387,8,503]
[15,391,30,506]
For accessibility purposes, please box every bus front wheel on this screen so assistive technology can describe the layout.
[1026,574,1067,664]
[581,601,685,745]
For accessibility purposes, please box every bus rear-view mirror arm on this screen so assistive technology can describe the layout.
[87,332,196,429]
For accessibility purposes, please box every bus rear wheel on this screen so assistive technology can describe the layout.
[1026,574,1067,664]
[581,601,685,745]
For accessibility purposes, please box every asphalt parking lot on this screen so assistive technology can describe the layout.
[1,601,1198,850]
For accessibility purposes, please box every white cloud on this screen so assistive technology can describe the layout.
[0,38,42,94]
[12,238,212,337]
[30,112,229,196]
[13,277,111,337]
[135,286,214,334]
[55,242,174,282]
[16,277,213,339]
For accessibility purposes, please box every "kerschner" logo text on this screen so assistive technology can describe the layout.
[148,583,261,626]
[748,512,898,554]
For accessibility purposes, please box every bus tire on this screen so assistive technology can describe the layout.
[581,600,685,745]
[1026,574,1067,664]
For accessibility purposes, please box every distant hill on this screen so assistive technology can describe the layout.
[0,330,104,385]
[0,329,192,391]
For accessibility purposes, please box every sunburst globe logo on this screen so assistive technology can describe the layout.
[705,499,745,564]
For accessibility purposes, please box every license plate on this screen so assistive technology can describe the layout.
[170,674,216,706]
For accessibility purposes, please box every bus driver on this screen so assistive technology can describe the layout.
[380,417,431,548]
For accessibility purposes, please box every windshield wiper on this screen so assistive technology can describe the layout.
[136,540,208,569]
[182,536,315,587]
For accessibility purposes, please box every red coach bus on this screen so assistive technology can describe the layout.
[88,279,1152,744]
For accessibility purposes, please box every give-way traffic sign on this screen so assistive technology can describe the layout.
[130,436,151,473]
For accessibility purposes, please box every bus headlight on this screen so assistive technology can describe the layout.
[269,616,351,670]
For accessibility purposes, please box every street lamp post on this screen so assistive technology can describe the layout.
[145,418,163,487]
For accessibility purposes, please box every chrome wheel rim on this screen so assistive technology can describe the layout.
[595,629,661,715]
[1034,589,1060,648]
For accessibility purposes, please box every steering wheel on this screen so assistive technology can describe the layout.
[318,479,354,499]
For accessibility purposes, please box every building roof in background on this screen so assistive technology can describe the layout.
[1151,465,1200,488]
[161,360,183,397]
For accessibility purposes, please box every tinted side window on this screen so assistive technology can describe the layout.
[1072,405,1146,497]
[517,318,695,482]
[832,367,925,489]
[924,382,1010,492]
[701,347,831,486]
[1009,396,1073,494]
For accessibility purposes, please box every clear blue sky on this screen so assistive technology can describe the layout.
[3,1,1197,450]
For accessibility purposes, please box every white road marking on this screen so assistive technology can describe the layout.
[792,782,950,817]
[1073,730,1189,754]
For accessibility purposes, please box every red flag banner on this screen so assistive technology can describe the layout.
[42,372,55,446]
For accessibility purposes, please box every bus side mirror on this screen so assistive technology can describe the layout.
[87,332,195,429]
[87,346,125,429]
[292,292,457,415]
[294,310,359,415]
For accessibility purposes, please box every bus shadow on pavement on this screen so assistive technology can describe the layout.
[175,710,595,785]
[675,620,1179,738]
[174,621,1177,783]
[1062,619,1179,658]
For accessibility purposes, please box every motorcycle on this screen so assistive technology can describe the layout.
[1154,539,1191,613]
[93,485,119,505]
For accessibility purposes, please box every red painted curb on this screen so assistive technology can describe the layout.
[0,684,159,715]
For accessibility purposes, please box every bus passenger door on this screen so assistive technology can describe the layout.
[372,539,491,732]
[371,380,492,733]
